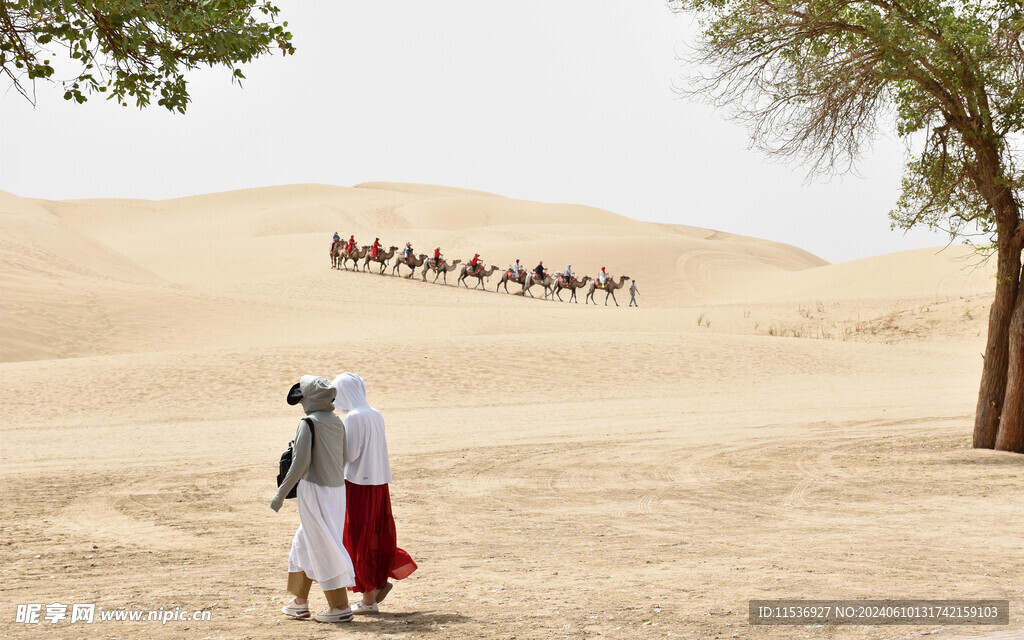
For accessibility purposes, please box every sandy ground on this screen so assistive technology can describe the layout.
[1,183,1021,640]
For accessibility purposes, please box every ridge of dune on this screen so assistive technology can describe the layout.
[355,181,506,198]
[41,184,424,244]
[392,194,645,230]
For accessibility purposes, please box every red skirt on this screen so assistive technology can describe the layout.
[343,480,418,593]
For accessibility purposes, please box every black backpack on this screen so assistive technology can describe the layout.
[277,417,315,499]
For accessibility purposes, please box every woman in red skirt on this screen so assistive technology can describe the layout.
[331,372,417,613]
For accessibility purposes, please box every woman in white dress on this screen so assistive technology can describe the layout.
[271,375,356,623]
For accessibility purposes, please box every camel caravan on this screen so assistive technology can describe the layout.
[328,235,632,306]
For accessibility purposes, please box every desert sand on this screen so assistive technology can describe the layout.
[1,182,1021,639]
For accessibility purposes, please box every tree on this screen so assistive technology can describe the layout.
[1,0,294,113]
[671,0,1024,452]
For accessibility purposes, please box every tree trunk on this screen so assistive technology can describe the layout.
[973,223,1021,449]
[995,261,1024,452]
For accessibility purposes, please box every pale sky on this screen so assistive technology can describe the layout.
[0,0,954,264]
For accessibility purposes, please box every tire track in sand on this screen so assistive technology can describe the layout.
[54,490,197,552]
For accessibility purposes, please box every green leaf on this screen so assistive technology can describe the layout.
[2,0,295,113]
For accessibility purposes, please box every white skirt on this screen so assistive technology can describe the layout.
[288,479,356,591]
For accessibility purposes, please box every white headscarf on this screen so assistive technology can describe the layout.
[331,373,393,485]
[332,372,368,412]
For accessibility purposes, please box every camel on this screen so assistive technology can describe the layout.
[392,252,427,278]
[495,268,529,293]
[363,245,398,274]
[457,264,499,289]
[585,275,631,306]
[340,245,370,271]
[521,272,556,299]
[422,258,462,285]
[330,241,343,270]
[551,275,592,303]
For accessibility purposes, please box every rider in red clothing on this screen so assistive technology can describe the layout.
[372,237,382,258]
[469,253,481,274]
[346,235,356,254]
[433,247,443,268]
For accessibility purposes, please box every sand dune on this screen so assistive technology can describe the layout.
[2,183,1018,640]
[1,190,158,283]
[716,245,994,303]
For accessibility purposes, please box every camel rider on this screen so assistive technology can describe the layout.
[372,237,382,258]
[404,242,413,259]
[511,259,522,279]
[433,247,443,268]
[535,261,546,279]
[564,264,574,284]
[598,266,609,287]
[333,231,340,244]
[347,235,356,254]
[469,253,481,274]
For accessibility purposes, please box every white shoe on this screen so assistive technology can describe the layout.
[281,599,310,619]
[314,607,353,623]
[351,601,379,615]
